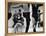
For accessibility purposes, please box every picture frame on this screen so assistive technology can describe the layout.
[5,0,45,36]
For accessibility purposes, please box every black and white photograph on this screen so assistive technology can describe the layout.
[8,3,44,33]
